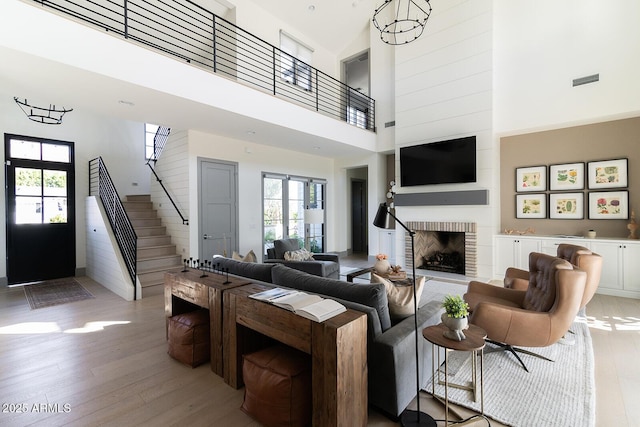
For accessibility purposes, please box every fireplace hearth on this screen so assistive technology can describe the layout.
[404,221,477,278]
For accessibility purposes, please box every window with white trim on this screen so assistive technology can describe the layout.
[262,173,326,255]
[280,32,313,91]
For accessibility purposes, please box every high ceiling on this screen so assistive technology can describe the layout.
[254,0,375,53]
[1,0,381,159]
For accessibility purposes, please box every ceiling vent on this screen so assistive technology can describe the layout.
[385,121,396,128]
[572,74,599,87]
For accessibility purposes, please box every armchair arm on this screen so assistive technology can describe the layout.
[310,253,340,264]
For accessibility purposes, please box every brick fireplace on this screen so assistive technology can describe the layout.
[404,221,477,278]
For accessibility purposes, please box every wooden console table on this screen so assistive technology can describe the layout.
[223,283,368,427]
[164,269,251,376]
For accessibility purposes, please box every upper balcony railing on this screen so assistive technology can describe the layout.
[31,0,376,131]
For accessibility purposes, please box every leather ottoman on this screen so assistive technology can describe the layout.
[241,345,311,427]
[167,309,210,368]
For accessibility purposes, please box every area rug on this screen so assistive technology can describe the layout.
[425,315,595,427]
[23,278,95,309]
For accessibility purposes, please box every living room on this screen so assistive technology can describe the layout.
[1,0,639,425]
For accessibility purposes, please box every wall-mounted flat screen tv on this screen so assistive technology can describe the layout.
[400,136,476,186]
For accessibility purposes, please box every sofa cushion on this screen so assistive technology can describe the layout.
[213,255,274,283]
[271,264,392,332]
[284,248,314,261]
[274,238,301,259]
[371,274,425,320]
[232,250,257,263]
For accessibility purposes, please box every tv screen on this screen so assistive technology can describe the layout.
[400,136,476,186]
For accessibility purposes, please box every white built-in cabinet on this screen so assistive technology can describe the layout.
[379,230,396,265]
[494,237,541,275]
[589,241,640,295]
[494,234,640,299]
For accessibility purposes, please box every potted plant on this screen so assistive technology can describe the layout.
[441,294,470,341]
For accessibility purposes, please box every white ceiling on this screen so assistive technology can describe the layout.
[248,0,375,54]
[1,0,381,159]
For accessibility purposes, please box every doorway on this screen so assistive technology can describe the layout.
[198,158,238,261]
[342,50,371,129]
[351,179,367,253]
[5,134,76,284]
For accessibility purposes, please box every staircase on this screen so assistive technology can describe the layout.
[123,195,182,297]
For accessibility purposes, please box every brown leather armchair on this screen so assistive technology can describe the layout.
[464,252,587,371]
[504,243,602,309]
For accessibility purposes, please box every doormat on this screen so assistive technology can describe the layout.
[23,278,95,309]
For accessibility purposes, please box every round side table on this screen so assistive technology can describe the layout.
[422,323,487,427]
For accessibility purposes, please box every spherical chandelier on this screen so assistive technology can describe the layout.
[372,0,432,45]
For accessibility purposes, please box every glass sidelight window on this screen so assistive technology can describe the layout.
[263,173,326,256]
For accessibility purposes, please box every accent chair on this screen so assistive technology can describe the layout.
[464,252,587,371]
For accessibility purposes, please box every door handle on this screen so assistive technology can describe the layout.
[203,234,212,239]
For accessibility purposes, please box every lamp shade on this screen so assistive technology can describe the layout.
[373,203,392,229]
[304,209,324,224]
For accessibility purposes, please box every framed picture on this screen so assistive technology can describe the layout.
[549,162,585,191]
[588,191,629,219]
[549,193,584,219]
[516,194,546,219]
[587,158,628,189]
[516,166,546,192]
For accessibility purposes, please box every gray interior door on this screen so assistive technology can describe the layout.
[198,159,238,261]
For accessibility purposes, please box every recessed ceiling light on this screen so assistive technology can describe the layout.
[308,5,315,12]
[313,146,320,150]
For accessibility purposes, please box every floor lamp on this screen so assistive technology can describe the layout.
[373,203,436,427]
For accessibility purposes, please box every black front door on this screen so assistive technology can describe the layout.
[5,134,75,284]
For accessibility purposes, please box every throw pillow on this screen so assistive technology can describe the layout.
[284,248,315,261]
[371,273,425,319]
[232,250,257,263]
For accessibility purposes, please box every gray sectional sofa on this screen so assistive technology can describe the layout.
[213,255,444,419]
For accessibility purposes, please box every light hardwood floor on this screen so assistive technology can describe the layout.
[0,271,638,426]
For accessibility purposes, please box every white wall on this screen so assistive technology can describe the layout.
[85,197,135,300]
[231,0,338,78]
[151,130,190,259]
[494,0,640,134]
[391,0,495,279]
[0,94,149,283]
[185,130,336,259]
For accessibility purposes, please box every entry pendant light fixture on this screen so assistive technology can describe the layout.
[14,97,73,125]
[372,0,432,45]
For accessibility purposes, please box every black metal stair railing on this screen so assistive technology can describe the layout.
[145,126,188,225]
[31,0,376,131]
[89,157,137,298]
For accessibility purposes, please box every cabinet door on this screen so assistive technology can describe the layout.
[494,237,517,276]
[518,239,541,269]
[622,243,640,292]
[590,242,623,290]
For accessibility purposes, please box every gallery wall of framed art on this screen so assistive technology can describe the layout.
[500,116,639,238]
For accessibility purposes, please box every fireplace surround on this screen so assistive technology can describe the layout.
[404,221,477,278]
